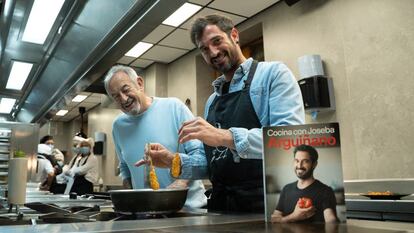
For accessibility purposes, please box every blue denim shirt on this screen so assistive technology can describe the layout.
[180,58,305,179]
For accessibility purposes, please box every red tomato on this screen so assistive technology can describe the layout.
[297,198,305,208]
[297,197,313,208]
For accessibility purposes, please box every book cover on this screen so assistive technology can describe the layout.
[262,122,346,223]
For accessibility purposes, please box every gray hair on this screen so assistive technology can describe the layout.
[103,65,139,97]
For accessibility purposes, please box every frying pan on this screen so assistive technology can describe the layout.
[108,188,188,214]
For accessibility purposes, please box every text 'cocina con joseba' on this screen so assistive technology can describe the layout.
[266,126,338,150]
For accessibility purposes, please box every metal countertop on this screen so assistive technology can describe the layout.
[0,213,413,233]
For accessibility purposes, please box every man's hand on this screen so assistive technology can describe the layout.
[39,183,50,191]
[123,178,132,189]
[289,202,316,222]
[167,179,189,189]
[134,143,174,168]
[178,117,234,149]
[272,202,316,223]
[271,210,283,223]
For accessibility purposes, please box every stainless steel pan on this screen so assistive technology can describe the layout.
[108,188,188,214]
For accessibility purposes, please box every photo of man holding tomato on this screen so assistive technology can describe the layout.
[271,144,338,223]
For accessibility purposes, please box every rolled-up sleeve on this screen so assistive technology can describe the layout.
[229,63,305,159]
[179,140,208,179]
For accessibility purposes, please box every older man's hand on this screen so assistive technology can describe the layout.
[178,117,234,149]
[134,143,174,168]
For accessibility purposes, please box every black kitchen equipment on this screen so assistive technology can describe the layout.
[25,202,71,214]
[298,76,335,112]
[75,107,87,138]
[81,192,111,200]
[108,188,188,214]
[361,193,410,200]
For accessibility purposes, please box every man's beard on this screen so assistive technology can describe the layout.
[295,167,314,180]
[212,49,237,74]
[126,103,141,116]
[214,56,234,74]
[123,97,141,116]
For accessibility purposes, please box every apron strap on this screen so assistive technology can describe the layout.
[243,60,258,89]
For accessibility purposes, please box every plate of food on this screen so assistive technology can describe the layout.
[361,191,409,200]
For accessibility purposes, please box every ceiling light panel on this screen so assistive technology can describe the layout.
[0,98,17,114]
[6,61,33,90]
[162,3,201,27]
[125,42,153,57]
[72,95,88,102]
[56,110,68,116]
[22,0,65,44]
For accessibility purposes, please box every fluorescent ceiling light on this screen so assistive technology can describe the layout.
[72,95,88,102]
[22,0,65,44]
[56,110,68,116]
[162,3,201,27]
[0,98,17,114]
[6,61,33,90]
[125,42,153,57]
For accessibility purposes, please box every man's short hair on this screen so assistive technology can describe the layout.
[103,65,139,97]
[294,144,318,163]
[190,14,234,46]
[40,135,53,144]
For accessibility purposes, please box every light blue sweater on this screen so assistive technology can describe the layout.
[112,97,207,208]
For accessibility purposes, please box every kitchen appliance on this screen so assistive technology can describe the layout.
[344,179,414,222]
[297,55,335,114]
[346,199,414,222]
[0,122,38,204]
[0,129,11,186]
[93,132,106,156]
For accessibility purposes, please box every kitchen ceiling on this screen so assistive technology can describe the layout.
[0,0,282,123]
[116,0,280,69]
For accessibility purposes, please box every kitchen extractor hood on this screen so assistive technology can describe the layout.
[8,0,185,123]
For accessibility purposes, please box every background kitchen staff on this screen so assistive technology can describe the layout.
[63,137,98,195]
[39,135,65,163]
[35,144,55,191]
[145,14,305,213]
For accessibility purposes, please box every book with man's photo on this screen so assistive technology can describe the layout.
[262,122,346,223]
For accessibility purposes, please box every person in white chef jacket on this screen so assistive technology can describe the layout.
[35,144,55,191]
[62,137,98,195]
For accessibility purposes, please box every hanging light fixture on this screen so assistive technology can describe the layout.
[75,107,87,138]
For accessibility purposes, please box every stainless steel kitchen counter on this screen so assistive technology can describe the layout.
[0,212,261,233]
[1,212,413,233]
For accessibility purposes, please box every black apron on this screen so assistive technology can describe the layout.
[69,154,93,195]
[204,60,264,213]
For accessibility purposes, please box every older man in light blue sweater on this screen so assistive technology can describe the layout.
[104,65,207,208]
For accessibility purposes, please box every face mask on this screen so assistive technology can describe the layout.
[79,146,90,155]
[72,147,80,154]
[47,144,54,150]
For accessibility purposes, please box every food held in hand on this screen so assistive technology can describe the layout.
[297,197,313,208]
[149,166,160,190]
[171,153,181,178]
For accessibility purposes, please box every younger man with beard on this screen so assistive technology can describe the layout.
[143,14,304,213]
[271,144,338,223]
